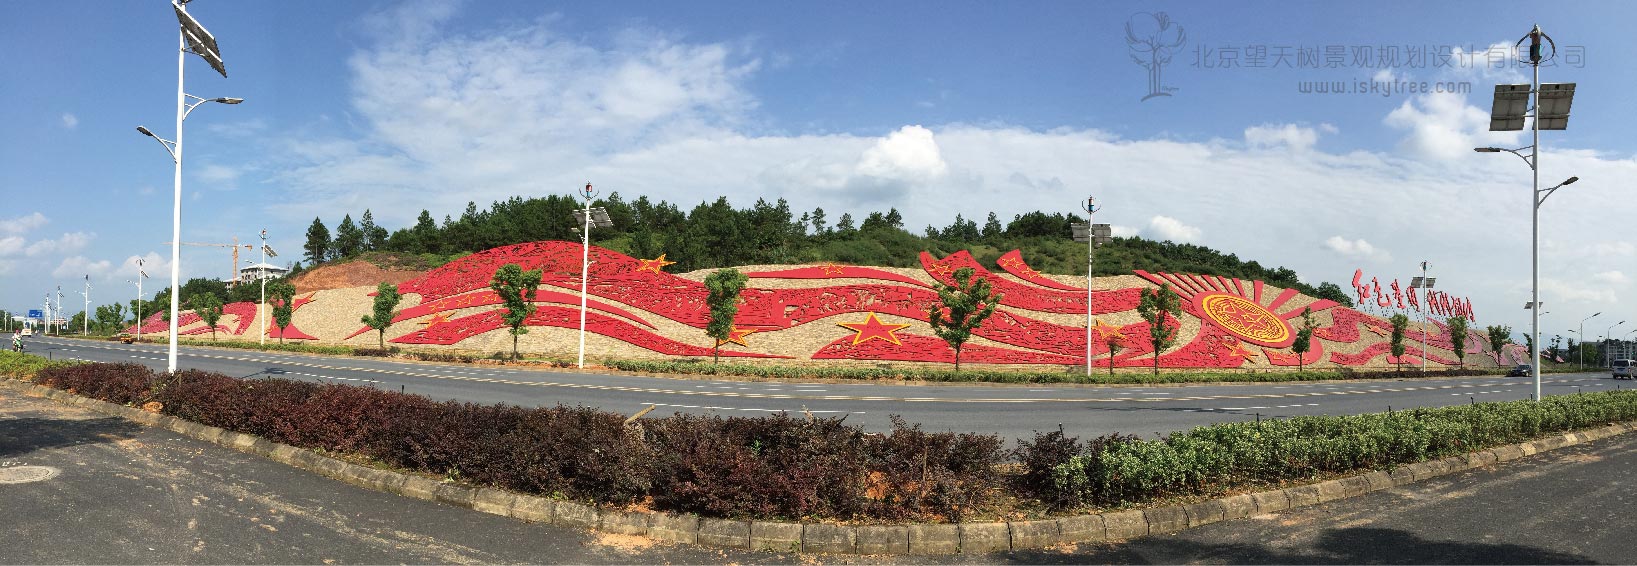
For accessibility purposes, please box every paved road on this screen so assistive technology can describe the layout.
[23,335,1630,442]
[5,385,1634,564]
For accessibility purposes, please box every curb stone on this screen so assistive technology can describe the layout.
[3,376,1635,556]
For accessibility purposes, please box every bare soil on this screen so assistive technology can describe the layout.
[291,259,427,294]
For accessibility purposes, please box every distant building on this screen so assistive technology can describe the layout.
[237,262,289,283]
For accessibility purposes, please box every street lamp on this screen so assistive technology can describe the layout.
[1579,312,1601,369]
[570,182,613,369]
[1071,197,1112,377]
[136,0,240,373]
[1410,262,1436,372]
[1475,25,1578,402]
[257,230,278,345]
[1606,321,1626,367]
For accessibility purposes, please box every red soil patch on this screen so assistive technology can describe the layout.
[291,259,427,293]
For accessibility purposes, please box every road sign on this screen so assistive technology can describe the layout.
[27,309,43,318]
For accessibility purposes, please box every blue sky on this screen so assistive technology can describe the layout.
[3,0,1635,343]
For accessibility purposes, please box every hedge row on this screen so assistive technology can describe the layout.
[26,361,1004,522]
[1035,391,1637,509]
[13,354,1636,523]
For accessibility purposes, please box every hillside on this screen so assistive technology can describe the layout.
[136,240,1516,371]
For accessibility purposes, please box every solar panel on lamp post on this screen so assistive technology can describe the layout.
[571,183,614,369]
[1474,25,1578,402]
[135,1,240,373]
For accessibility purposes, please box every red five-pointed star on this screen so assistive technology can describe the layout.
[837,312,911,346]
[636,254,677,273]
[715,326,758,347]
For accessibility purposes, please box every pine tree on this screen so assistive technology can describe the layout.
[927,267,1003,371]
[303,217,331,265]
[360,209,388,252]
[333,214,364,259]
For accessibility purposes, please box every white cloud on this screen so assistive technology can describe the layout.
[1145,216,1201,243]
[52,256,113,279]
[1109,224,1138,238]
[1593,271,1629,285]
[1244,123,1324,151]
[210,10,1637,344]
[23,232,95,257]
[195,164,242,186]
[61,113,78,129]
[1540,278,1619,306]
[2,212,48,234]
[856,125,948,181]
[1324,236,1392,263]
[0,236,23,256]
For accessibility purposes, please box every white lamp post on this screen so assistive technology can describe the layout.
[135,0,239,373]
[80,275,91,335]
[1578,312,1601,370]
[1476,25,1578,402]
[1071,197,1111,377]
[1606,321,1626,367]
[571,183,613,369]
[1410,263,1436,372]
[258,230,277,345]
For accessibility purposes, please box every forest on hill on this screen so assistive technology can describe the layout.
[299,194,1354,307]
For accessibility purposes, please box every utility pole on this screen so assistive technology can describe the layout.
[81,274,92,335]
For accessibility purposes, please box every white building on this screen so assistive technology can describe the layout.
[237,262,289,283]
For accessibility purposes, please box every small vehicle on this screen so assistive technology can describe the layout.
[19,327,32,337]
[1614,359,1635,380]
[1506,364,1533,377]
[118,333,135,344]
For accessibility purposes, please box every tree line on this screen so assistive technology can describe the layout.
[294,193,1353,306]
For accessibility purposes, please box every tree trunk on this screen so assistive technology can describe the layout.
[512,333,519,361]
[713,344,720,364]
[378,330,385,349]
[1152,349,1160,377]
[954,345,962,372]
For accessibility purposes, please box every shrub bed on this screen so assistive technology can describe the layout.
[25,361,1002,522]
[1031,392,1637,509]
[12,355,1635,523]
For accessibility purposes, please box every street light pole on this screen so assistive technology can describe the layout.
[1580,312,1600,370]
[570,183,612,369]
[137,1,237,373]
[1607,321,1626,367]
[1083,196,1100,378]
[259,229,267,345]
[81,275,91,335]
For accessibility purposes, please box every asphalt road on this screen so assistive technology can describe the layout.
[23,335,1630,442]
[5,385,1635,564]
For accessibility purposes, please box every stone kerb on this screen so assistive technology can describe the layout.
[3,377,1633,556]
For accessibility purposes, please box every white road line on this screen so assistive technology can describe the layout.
[643,402,861,414]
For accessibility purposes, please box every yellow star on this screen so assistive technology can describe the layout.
[1092,319,1125,342]
[1232,345,1262,360]
[714,326,758,348]
[636,254,677,273]
[927,262,953,276]
[837,312,911,346]
[820,263,847,275]
[421,313,449,328]
[997,257,1024,269]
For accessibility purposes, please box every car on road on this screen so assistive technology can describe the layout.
[1615,359,1635,380]
[19,327,32,337]
[118,333,135,344]
[1507,364,1533,377]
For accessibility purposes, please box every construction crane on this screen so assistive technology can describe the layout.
[162,236,255,287]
